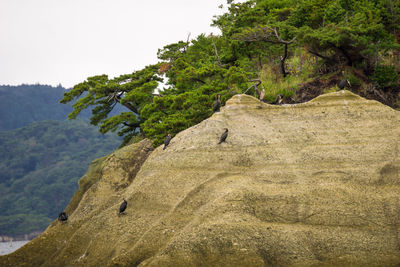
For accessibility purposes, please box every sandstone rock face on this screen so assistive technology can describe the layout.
[2,91,400,266]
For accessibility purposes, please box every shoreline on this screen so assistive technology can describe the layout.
[0,231,42,242]
[0,240,30,256]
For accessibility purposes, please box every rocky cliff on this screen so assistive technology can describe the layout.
[2,90,400,266]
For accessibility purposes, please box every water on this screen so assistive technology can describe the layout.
[0,241,29,256]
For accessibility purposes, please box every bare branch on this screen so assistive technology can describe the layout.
[211,39,225,82]
[307,49,333,61]
[183,32,191,53]
[272,27,296,44]
[123,121,140,128]
[211,40,223,68]
[234,25,295,77]
[236,25,295,45]
[193,78,206,84]
[244,79,261,94]
[107,91,124,102]
[250,79,261,87]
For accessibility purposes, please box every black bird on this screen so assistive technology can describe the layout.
[119,198,127,215]
[338,71,351,90]
[163,133,171,150]
[213,94,221,113]
[338,79,350,90]
[58,212,68,222]
[218,128,229,144]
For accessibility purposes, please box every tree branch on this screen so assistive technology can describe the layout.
[211,40,225,82]
[272,27,296,44]
[244,79,261,94]
[212,40,223,68]
[183,32,191,53]
[307,49,332,61]
[281,43,289,77]
[123,121,140,128]
[237,25,295,44]
[193,78,206,84]
[114,95,138,114]
[236,25,295,77]
[328,42,353,66]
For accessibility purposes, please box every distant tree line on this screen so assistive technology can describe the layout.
[0,84,72,131]
[0,120,121,236]
[0,84,127,131]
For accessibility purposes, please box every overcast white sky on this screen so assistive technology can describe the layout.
[0,0,234,88]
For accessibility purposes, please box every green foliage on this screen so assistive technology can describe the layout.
[347,73,362,88]
[61,0,400,148]
[212,0,400,73]
[258,51,314,102]
[293,0,399,70]
[0,85,72,131]
[0,120,121,236]
[142,34,253,146]
[61,32,256,147]
[60,64,162,146]
[371,64,399,88]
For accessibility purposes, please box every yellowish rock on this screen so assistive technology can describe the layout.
[2,91,400,266]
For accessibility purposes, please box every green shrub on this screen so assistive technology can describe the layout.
[347,74,362,88]
[371,65,399,88]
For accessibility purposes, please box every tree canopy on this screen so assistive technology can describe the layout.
[61,0,400,147]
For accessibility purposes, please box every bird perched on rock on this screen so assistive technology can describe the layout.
[338,79,351,90]
[213,94,221,113]
[163,133,171,150]
[218,128,229,144]
[338,71,351,90]
[58,211,68,222]
[119,198,127,215]
[274,94,283,105]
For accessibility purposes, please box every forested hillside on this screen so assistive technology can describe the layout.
[0,120,121,237]
[0,84,125,237]
[0,84,126,131]
[0,84,72,131]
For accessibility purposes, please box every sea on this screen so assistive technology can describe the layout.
[0,240,29,256]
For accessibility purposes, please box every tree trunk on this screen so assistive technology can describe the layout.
[281,43,289,77]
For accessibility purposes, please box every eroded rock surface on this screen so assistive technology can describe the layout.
[2,91,400,266]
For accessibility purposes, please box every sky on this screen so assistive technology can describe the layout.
[0,0,234,88]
